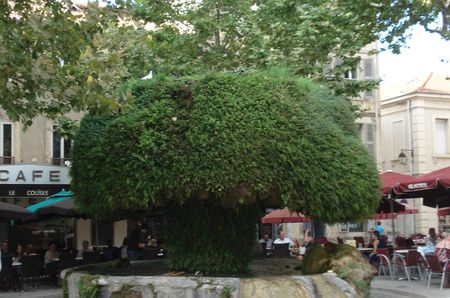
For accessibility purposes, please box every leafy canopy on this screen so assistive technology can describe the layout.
[1,0,449,123]
[71,72,380,223]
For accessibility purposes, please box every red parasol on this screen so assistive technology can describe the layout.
[261,208,311,224]
[438,207,450,216]
[389,166,450,207]
[372,203,418,220]
[380,171,412,195]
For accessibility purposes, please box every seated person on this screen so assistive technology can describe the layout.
[102,239,115,261]
[368,231,384,265]
[436,233,450,262]
[1,240,10,256]
[77,240,92,258]
[121,237,129,259]
[274,231,293,248]
[44,242,60,286]
[24,244,37,255]
[258,233,273,250]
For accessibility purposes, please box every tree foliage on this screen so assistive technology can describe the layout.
[1,0,449,123]
[0,0,151,124]
[71,72,380,223]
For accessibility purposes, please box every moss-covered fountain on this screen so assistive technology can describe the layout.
[68,72,380,298]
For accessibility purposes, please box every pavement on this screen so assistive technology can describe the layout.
[371,276,450,298]
[0,287,62,298]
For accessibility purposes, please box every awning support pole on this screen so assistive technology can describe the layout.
[389,194,396,241]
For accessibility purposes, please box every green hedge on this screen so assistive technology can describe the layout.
[71,71,379,223]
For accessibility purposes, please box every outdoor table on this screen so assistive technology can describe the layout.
[392,249,419,280]
[12,261,21,266]
[357,248,373,252]
[75,257,83,261]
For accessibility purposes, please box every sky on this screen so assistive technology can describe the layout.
[378,25,450,87]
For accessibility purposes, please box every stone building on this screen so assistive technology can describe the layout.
[379,72,450,235]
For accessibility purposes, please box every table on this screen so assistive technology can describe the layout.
[392,249,420,280]
[12,261,21,267]
[357,248,373,252]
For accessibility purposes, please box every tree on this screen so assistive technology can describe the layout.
[1,0,449,123]
[70,71,380,272]
[0,0,151,124]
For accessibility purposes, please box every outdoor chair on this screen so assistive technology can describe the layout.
[337,238,344,245]
[395,237,407,249]
[141,248,159,260]
[58,252,77,271]
[425,254,449,289]
[394,250,424,282]
[82,251,100,265]
[353,237,365,248]
[0,256,13,290]
[21,255,41,288]
[376,248,392,279]
[272,243,290,258]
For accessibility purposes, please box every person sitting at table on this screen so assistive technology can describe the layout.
[120,237,130,259]
[45,242,60,286]
[102,239,118,261]
[259,233,273,250]
[368,231,384,265]
[274,231,293,248]
[24,244,36,255]
[1,240,10,256]
[77,240,92,258]
[426,228,438,247]
[12,243,23,291]
[13,243,23,262]
[435,233,450,263]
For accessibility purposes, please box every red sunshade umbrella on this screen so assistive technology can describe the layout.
[380,171,412,195]
[373,200,418,220]
[391,166,450,207]
[438,207,450,216]
[261,208,311,224]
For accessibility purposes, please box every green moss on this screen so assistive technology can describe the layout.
[302,243,329,274]
[77,275,100,298]
[221,286,232,298]
[353,280,370,297]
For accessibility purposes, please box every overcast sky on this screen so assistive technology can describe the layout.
[379,25,450,87]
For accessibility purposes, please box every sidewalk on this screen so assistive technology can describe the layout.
[371,276,450,298]
[0,288,62,298]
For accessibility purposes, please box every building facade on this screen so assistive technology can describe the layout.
[380,72,450,235]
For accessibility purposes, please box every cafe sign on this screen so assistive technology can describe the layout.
[0,165,71,198]
[0,165,71,185]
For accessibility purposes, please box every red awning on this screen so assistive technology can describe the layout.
[261,208,311,224]
[372,203,418,220]
[380,171,412,195]
[438,207,450,216]
[393,166,450,195]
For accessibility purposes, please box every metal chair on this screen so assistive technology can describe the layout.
[58,252,77,271]
[425,254,449,289]
[394,250,423,281]
[376,248,392,279]
[82,251,100,265]
[21,255,41,288]
[272,243,290,258]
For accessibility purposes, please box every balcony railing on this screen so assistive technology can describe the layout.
[0,156,14,164]
[51,158,71,166]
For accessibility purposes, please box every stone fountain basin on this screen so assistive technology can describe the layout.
[62,260,357,298]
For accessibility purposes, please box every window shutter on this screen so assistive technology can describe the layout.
[364,58,374,79]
